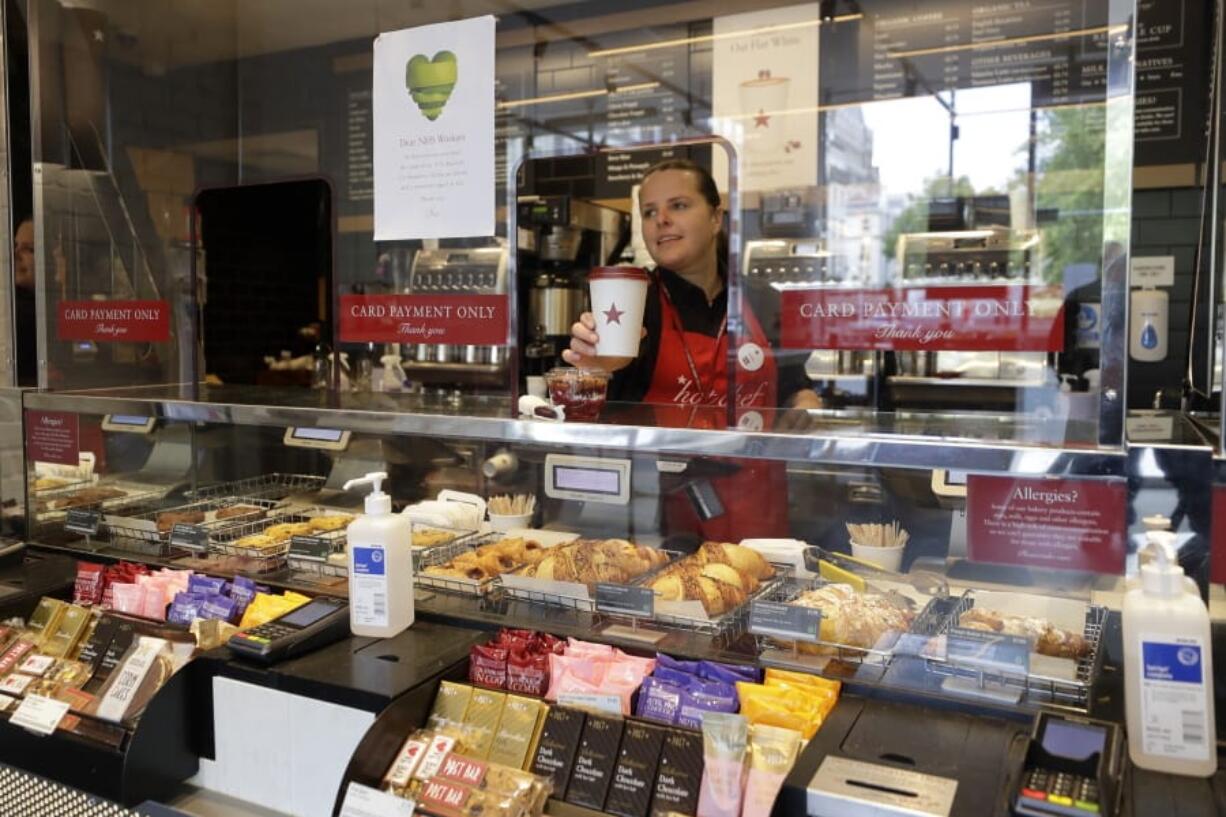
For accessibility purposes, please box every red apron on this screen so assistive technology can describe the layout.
[644,284,790,540]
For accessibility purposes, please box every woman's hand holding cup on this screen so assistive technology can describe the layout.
[562,312,640,372]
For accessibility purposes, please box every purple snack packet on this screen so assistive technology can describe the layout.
[697,659,760,684]
[653,665,698,688]
[188,575,227,597]
[167,593,205,626]
[656,653,701,675]
[229,581,257,613]
[676,678,738,730]
[199,595,238,623]
[635,676,683,725]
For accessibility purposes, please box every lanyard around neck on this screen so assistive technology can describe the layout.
[658,280,727,395]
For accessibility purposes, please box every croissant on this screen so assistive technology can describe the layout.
[700,562,758,593]
[699,542,774,580]
[422,563,491,582]
[650,571,746,616]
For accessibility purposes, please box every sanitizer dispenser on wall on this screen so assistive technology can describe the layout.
[1130,287,1168,362]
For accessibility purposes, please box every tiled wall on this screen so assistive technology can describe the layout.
[1128,186,1203,408]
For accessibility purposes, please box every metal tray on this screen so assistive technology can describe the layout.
[186,473,327,502]
[414,532,522,597]
[626,560,791,636]
[499,547,683,612]
[34,480,175,528]
[105,497,278,556]
[754,576,943,666]
[924,592,1107,710]
[208,509,350,572]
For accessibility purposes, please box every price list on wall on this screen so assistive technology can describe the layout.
[860,0,1108,107]
[1133,0,1209,165]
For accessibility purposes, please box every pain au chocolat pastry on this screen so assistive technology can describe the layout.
[957,607,1091,659]
[421,536,549,582]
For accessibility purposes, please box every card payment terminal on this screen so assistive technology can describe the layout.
[1015,711,1123,817]
[228,596,350,663]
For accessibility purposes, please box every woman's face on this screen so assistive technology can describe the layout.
[639,169,721,274]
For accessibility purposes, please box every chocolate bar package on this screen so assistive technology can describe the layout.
[530,705,586,793]
[75,615,118,674]
[487,695,544,771]
[605,721,666,817]
[85,620,136,694]
[461,687,506,759]
[42,605,91,658]
[428,680,474,730]
[650,728,703,817]
[565,711,625,810]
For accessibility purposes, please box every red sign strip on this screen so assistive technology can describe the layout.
[779,284,1065,351]
[967,475,1127,575]
[57,300,170,343]
[339,294,508,345]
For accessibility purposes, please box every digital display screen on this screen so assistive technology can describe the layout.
[1041,719,1106,761]
[946,470,968,486]
[554,465,621,496]
[292,427,345,442]
[109,415,151,426]
[278,600,337,629]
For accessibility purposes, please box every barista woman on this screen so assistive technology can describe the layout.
[563,159,820,539]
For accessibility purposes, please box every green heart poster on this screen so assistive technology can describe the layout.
[373,15,495,240]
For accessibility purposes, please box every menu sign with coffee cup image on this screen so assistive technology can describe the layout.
[711,3,820,192]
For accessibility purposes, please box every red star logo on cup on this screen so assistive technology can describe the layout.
[754,109,770,128]
[603,303,624,324]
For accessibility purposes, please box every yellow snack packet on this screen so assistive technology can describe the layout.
[764,667,841,695]
[735,682,825,740]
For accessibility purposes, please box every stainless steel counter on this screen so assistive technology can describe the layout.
[23,384,1126,475]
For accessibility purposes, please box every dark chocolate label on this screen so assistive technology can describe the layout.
[650,729,703,817]
[565,713,625,810]
[530,706,586,793]
[606,721,666,817]
[88,622,135,693]
[76,616,118,674]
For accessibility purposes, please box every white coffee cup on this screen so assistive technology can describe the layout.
[589,266,650,358]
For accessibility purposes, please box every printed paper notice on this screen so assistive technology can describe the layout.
[711,3,819,192]
[374,15,495,240]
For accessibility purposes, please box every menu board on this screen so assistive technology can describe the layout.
[345,88,374,206]
[822,0,1111,107]
[1133,0,1211,166]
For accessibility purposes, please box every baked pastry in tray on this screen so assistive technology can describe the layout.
[782,583,915,652]
[522,538,669,587]
[156,510,205,534]
[956,607,1091,659]
[421,536,550,584]
[215,504,266,521]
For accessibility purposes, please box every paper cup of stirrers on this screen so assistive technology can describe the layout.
[846,521,909,573]
[488,494,536,531]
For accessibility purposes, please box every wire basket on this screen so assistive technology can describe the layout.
[616,562,791,637]
[753,576,942,668]
[209,509,349,573]
[34,481,175,530]
[105,497,278,557]
[186,473,327,502]
[499,548,683,613]
[924,593,1107,710]
[287,555,348,578]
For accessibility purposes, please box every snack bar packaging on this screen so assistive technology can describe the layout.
[530,705,586,793]
[564,711,624,810]
[651,727,703,817]
[90,636,174,723]
[739,724,802,817]
[384,733,430,796]
[605,720,666,817]
[434,751,551,813]
[696,660,759,685]
[506,648,548,697]
[696,712,749,817]
[487,695,545,770]
[27,598,68,643]
[734,682,825,740]
[428,680,474,730]
[676,678,738,731]
[636,676,683,724]
[42,604,91,658]
[469,642,508,689]
[416,777,529,817]
[73,562,106,606]
[460,687,507,758]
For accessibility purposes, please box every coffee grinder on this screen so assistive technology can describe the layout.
[517,195,629,383]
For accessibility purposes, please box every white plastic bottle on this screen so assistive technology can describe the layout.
[343,471,414,638]
[1122,533,1216,776]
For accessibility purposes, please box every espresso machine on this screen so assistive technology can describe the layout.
[516,196,629,381]
[401,245,510,390]
[743,238,876,407]
[887,197,1054,410]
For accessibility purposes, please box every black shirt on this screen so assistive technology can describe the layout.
[607,268,809,403]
